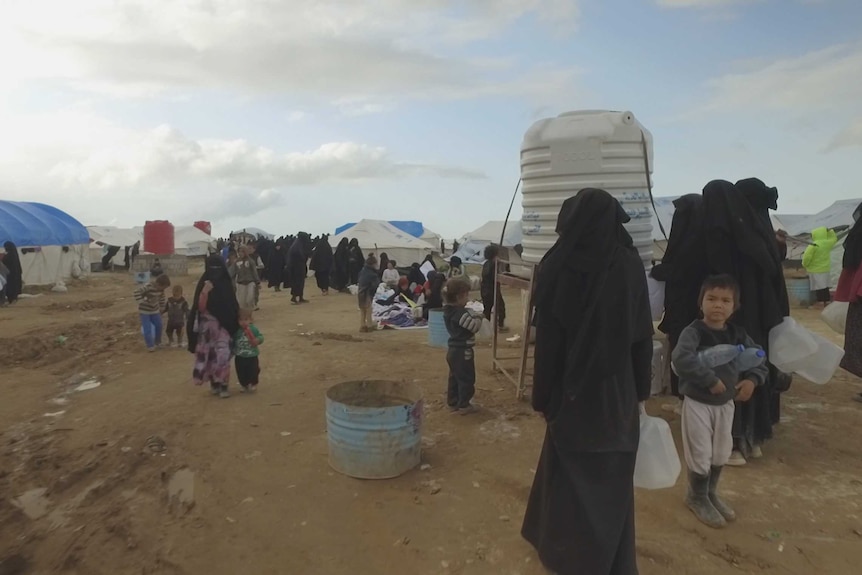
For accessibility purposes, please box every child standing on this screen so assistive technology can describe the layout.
[234,308,264,393]
[672,274,768,528]
[165,285,189,348]
[357,254,379,333]
[443,277,483,415]
[134,274,171,352]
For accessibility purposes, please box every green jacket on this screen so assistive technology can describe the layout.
[802,227,838,274]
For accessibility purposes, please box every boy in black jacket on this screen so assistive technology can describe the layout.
[443,277,483,415]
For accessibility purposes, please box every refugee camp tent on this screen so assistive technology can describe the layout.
[451,220,523,264]
[336,220,443,252]
[87,225,216,267]
[329,219,435,265]
[0,200,90,285]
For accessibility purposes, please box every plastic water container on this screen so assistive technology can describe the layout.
[781,332,844,385]
[427,309,448,348]
[768,317,819,372]
[520,110,654,267]
[634,410,681,490]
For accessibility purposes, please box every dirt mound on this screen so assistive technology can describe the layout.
[42,300,116,313]
[0,314,142,368]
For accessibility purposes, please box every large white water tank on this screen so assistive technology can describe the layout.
[520,110,654,267]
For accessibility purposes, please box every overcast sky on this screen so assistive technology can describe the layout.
[1,0,860,239]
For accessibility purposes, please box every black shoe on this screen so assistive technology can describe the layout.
[708,466,736,522]
[685,471,725,528]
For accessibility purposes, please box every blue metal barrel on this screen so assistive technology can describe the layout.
[786,277,812,307]
[427,309,448,348]
[325,380,424,479]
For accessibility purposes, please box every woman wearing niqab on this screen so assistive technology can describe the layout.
[188,255,240,397]
[332,238,350,292]
[267,241,286,292]
[288,232,311,304]
[2,241,23,304]
[347,239,364,286]
[702,179,787,462]
[310,235,334,295]
[521,189,654,575]
[650,195,708,397]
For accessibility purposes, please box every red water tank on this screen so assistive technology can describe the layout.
[193,220,212,235]
[143,221,175,255]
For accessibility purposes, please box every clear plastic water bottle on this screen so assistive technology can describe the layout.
[734,347,766,371]
[697,344,741,368]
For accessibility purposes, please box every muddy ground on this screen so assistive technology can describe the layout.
[1,269,861,575]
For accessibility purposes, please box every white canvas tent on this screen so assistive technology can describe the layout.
[88,225,216,266]
[0,200,90,286]
[452,220,523,264]
[329,219,436,265]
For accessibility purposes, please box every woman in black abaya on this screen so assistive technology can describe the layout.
[522,189,654,575]
[702,179,787,463]
[347,239,364,286]
[2,242,23,304]
[310,235,334,295]
[267,241,286,292]
[650,195,708,397]
[332,238,350,292]
[288,232,311,304]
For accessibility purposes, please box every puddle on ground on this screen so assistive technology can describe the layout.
[11,488,50,520]
[168,469,195,512]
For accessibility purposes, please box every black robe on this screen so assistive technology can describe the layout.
[522,189,653,575]
[2,242,23,304]
[287,234,309,299]
[187,255,239,354]
[347,240,364,285]
[650,194,708,396]
[332,239,350,291]
[702,180,787,452]
[267,246,286,288]
[310,239,334,291]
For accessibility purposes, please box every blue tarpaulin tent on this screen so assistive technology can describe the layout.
[0,200,90,285]
[336,220,425,239]
[0,201,89,246]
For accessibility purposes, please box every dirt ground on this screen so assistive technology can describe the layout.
[1,268,861,575]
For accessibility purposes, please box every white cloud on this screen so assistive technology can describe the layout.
[825,119,862,151]
[0,0,581,107]
[702,43,862,112]
[0,110,485,223]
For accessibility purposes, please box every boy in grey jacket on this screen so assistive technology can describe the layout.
[672,274,768,529]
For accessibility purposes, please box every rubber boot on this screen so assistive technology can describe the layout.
[708,466,736,522]
[686,471,726,528]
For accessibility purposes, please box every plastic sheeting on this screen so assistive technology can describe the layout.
[0,201,89,247]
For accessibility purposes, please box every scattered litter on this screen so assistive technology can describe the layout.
[420,464,432,471]
[441,560,450,569]
[280,431,292,437]
[56,336,67,346]
[74,378,101,392]
[499,515,510,522]
[241,497,255,504]
[505,334,521,342]
[48,397,69,406]
[11,488,50,520]
[778,543,784,552]
[145,436,167,453]
[297,323,304,327]
[43,411,66,418]
[394,536,411,546]
[121,447,132,453]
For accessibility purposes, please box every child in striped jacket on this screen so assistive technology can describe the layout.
[134,274,171,352]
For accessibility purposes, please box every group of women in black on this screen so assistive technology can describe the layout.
[521,179,794,575]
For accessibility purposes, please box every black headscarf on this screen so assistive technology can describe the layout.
[187,254,239,353]
[2,241,23,303]
[407,263,425,286]
[310,236,334,272]
[651,194,707,337]
[843,202,862,270]
[533,188,643,404]
[378,253,390,278]
[736,177,783,264]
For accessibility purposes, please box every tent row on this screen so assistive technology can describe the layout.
[88,225,216,267]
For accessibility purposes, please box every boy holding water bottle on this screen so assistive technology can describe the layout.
[672,274,768,529]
